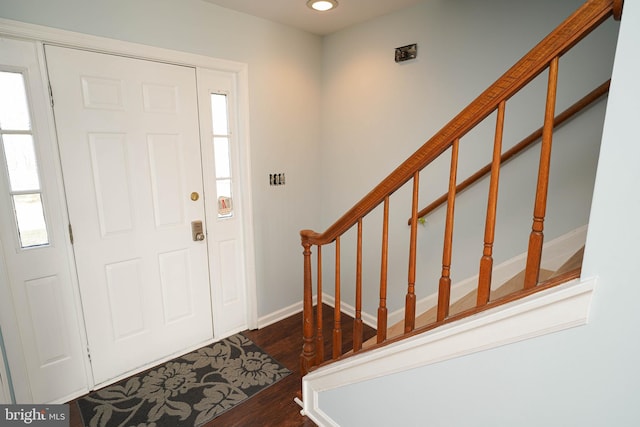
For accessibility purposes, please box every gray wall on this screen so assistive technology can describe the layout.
[0,0,324,318]
[319,1,640,425]
[317,0,618,315]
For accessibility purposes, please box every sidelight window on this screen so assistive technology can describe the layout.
[0,70,49,248]
[211,93,234,218]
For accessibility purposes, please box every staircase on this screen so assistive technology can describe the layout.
[299,0,622,380]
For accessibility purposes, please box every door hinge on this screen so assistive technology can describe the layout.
[68,223,74,244]
[48,83,54,108]
[86,346,92,363]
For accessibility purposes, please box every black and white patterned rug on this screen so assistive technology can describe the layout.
[77,333,291,426]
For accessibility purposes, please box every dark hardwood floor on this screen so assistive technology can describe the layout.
[68,304,376,426]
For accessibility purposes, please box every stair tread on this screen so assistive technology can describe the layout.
[363,245,585,349]
[552,245,585,276]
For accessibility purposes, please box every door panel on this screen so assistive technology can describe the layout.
[45,46,213,385]
[88,133,134,235]
[24,276,70,365]
[104,259,145,339]
[148,134,186,226]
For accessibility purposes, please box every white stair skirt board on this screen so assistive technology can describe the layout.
[385,225,588,327]
[302,276,596,427]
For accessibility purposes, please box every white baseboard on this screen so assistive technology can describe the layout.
[320,294,378,329]
[257,300,304,329]
[257,293,377,331]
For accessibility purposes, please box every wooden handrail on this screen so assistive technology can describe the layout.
[301,0,614,248]
[411,79,611,223]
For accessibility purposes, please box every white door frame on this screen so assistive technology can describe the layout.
[0,17,258,399]
[1,324,13,403]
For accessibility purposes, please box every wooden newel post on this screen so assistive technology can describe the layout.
[300,237,316,375]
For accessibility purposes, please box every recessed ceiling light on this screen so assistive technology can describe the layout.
[307,0,338,12]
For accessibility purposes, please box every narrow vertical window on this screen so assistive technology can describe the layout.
[211,93,234,218]
[0,71,49,248]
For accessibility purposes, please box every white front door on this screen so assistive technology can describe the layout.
[45,46,213,385]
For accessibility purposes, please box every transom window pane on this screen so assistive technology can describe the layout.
[0,70,49,248]
[0,71,32,131]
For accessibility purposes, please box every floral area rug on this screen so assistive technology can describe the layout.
[77,333,291,426]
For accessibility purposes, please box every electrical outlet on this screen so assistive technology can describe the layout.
[269,173,286,186]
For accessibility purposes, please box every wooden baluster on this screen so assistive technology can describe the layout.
[353,219,364,352]
[377,196,390,343]
[300,241,315,375]
[333,236,342,359]
[477,100,506,306]
[437,139,460,321]
[405,172,419,333]
[525,57,559,289]
[315,245,324,364]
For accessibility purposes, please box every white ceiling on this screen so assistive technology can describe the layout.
[201,0,425,36]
